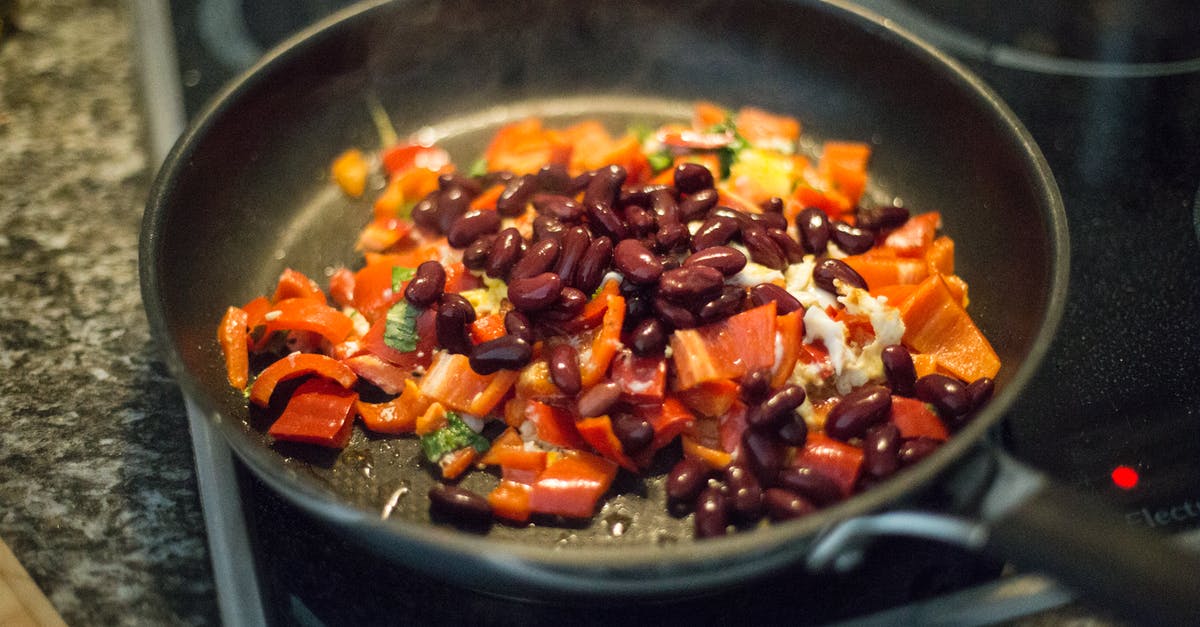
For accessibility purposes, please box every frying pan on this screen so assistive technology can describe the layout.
[139,0,1200,623]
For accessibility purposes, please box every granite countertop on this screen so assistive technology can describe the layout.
[0,1,217,624]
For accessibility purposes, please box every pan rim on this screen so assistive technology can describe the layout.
[139,0,1069,591]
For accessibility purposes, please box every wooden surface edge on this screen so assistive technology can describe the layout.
[0,537,67,627]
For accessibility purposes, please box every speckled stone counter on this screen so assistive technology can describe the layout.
[0,1,217,624]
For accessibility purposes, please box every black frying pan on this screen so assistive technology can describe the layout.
[140,0,1200,623]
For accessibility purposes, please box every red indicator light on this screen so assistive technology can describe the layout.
[1111,465,1139,490]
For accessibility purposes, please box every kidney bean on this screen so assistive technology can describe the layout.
[658,265,724,305]
[621,319,663,358]
[650,188,680,225]
[766,228,806,264]
[577,380,621,418]
[541,287,587,321]
[436,187,472,234]
[546,343,582,395]
[573,236,613,295]
[776,416,809,446]
[725,463,763,522]
[795,207,831,254]
[537,164,570,193]
[613,239,663,285]
[428,483,491,528]
[679,188,719,222]
[761,196,785,214]
[504,310,534,343]
[496,173,537,217]
[747,283,802,315]
[813,258,868,293]
[585,199,628,240]
[624,204,657,237]
[479,170,515,188]
[436,293,475,355]
[652,295,698,329]
[507,272,563,312]
[568,169,597,195]
[462,234,495,271]
[690,215,739,251]
[830,220,875,255]
[437,172,482,197]
[825,384,892,441]
[532,215,566,241]
[966,376,995,412]
[776,465,841,506]
[697,285,746,323]
[532,193,584,222]
[863,423,901,478]
[881,344,917,397]
[447,209,501,248]
[740,369,772,405]
[666,457,712,509]
[583,165,626,206]
[683,246,747,277]
[404,260,446,308]
[708,206,755,233]
[469,335,532,375]
[915,373,972,418]
[674,162,714,194]
[619,184,664,209]
[748,385,807,430]
[898,437,941,466]
[410,191,441,231]
[552,226,591,282]
[742,429,784,483]
[750,211,789,233]
[509,238,560,280]
[612,414,654,454]
[694,486,730,539]
[763,488,816,522]
[485,227,524,279]
[856,204,910,231]
[742,228,788,270]
[654,222,690,253]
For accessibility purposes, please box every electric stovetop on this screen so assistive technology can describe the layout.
[133,1,1200,624]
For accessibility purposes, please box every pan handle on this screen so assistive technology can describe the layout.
[808,450,1200,625]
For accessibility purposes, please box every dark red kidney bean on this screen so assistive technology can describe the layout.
[404,260,446,308]
[761,196,785,214]
[612,414,654,454]
[658,265,724,304]
[547,343,582,395]
[764,488,816,522]
[619,184,665,209]
[825,384,892,441]
[679,188,719,222]
[694,486,730,539]
[898,437,941,466]
[750,211,789,232]
[410,191,442,231]
[436,294,475,355]
[624,205,657,236]
[496,173,537,217]
[629,318,668,356]
[436,187,471,234]
[650,188,680,225]
[532,215,566,241]
[507,272,563,312]
[552,226,591,282]
[428,484,491,527]
[725,463,763,522]
[748,283,802,315]
[776,416,809,446]
[915,373,972,418]
[766,228,806,264]
[863,423,901,478]
[654,222,690,253]
[683,246,747,276]
[469,335,532,375]
[567,169,597,195]
[856,204,910,230]
[462,234,495,271]
[666,457,712,506]
[813,258,868,293]
[504,310,534,343]
[585,198,628,240]
[510,238,560,280]
[795,207,830,254]
[623,293,652,328]
[697,285,746,323]
[742,228,788,270]
[613,239,663,285]
[437,172,482,196]
[740,369,772,405]
[573,236,613,295]
[577,380,621,418]
[447,209,501,248]
[537,164,570,193]
[532,193,584,221]
[966,376,995,412]
[583,165,626,206]
[776,465,841,506]
[881,344,917,397]
[540,287,587,321]
[830,220,874,255]
[674,162,714,194]
[652,295,699,329]
[479,170,515,189]
[690,215,739,251]
[748,385,807,430]
[742,429,784,483]
[485,227,523,279]
[708,206,755,233]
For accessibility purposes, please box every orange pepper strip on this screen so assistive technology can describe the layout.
[248,352,357,407]
[331,149,368,198]
[218,306,250,389]
[488,480,533,523]
[468,184,505,211]
[900,273,1000,381]
[770,309,805,389]
[354,379,429,434]
[271,268,327,304]
[579,294,625,388]
[479,428,548,472]
[470,313,507,344]
[575,415,638,473]
[681,434,732,470]
[438,447,479,480]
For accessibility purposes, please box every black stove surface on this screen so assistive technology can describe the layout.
[160,0,1200,623]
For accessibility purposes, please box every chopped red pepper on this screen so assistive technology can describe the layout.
[794,432,864,497]
[528,450,618,519]
[575,415,638,472]
[670,302,777,390]
[271,268,326,304]
[218,306,250,389]
[262,298,354,345]
[248,352,357,407]
[889,396,949,441]
[268,378,358,449]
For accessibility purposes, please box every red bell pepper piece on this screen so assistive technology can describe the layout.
[469,312,508,344]
[575,415,638,472]
[883,211,941,257]
[479,428,548,473]
[610,351,666,405]
[262,298,354,345]
[770,309,805,389]
[528,450,618,519]
[381,143,451,176]
[794,432,864,497]
[419,352,519,416]
[488,480,534,523]
[271,268,326,304]
[718,400,750,454]
[248,352,357,407]
[341,354,413,395]
[523,399,587,450]
[889,396,949,441]
[218,306,250,389]
[354,378,429,434]
[640,395,696,453]
[675,378,740,418]
[267,378,358,449]
[670,302,777,390]
[360,307,437,371]
[579,294,625,387]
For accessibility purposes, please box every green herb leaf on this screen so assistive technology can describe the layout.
[391,266,416,291]
[467,157,489,178]
[707,117,751,179]
[420,413,490,462]
[383,300,421,353]
[647,149,673,173]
